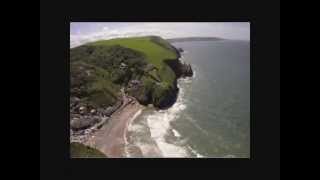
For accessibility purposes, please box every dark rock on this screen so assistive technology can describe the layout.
[181,63,193,77]
[154,86,179,109]
[70,116,100,131]
[163,59,193,78]
[97,123,103,129]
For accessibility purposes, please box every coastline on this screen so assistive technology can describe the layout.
[85,98,144,158]
[70,38,193,157]
[69,36,251,158]
[123,106,144,157]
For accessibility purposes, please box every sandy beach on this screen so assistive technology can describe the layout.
[86,97,144,157]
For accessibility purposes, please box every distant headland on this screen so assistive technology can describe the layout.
[166,37,225,43]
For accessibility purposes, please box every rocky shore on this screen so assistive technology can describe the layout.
[70,96,121,144]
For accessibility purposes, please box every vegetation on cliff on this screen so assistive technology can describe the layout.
[89,36,178,85]
[70,36,192,109]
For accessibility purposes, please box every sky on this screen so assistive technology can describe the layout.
[70,22,250,48]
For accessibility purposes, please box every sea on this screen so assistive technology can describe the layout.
[126,40,250,158]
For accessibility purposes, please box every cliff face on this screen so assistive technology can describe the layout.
[163,40,192,77]
[146,36,193,108]
[164,59,193,78]
[152,51,193,108]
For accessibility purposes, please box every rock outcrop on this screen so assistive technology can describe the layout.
[163,59,193,78]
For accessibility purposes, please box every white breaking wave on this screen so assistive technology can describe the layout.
[128,116,145,133]
[134,142,163,158]
[126,66,201,158]
[146,81,191,157]
[187,145,205,158]
[181,76,193,84]
[126,109,142,136]
[146,103,187,157]
[127,110,164,157]
[124,109,142,157]
[172,129,181,138]
[185,116,210,136]
[128,123,145,133]
[192,69,196,79]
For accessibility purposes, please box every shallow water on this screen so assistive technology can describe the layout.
[127,40,250,158]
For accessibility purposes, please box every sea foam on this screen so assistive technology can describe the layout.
[187,145,205,158]
[172,129,181,137]
[127,71,198,157]
[145,79,192,157]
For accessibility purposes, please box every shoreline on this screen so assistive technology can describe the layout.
[85,97,144,158]
[74,43,192,158]
[123,106,144,157]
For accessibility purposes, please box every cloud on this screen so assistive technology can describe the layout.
[70,22,250,48]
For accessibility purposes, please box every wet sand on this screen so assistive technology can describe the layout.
[86,99,143,157]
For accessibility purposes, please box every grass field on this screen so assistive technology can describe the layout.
[71,36,181,108]
[89,36,178,85]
